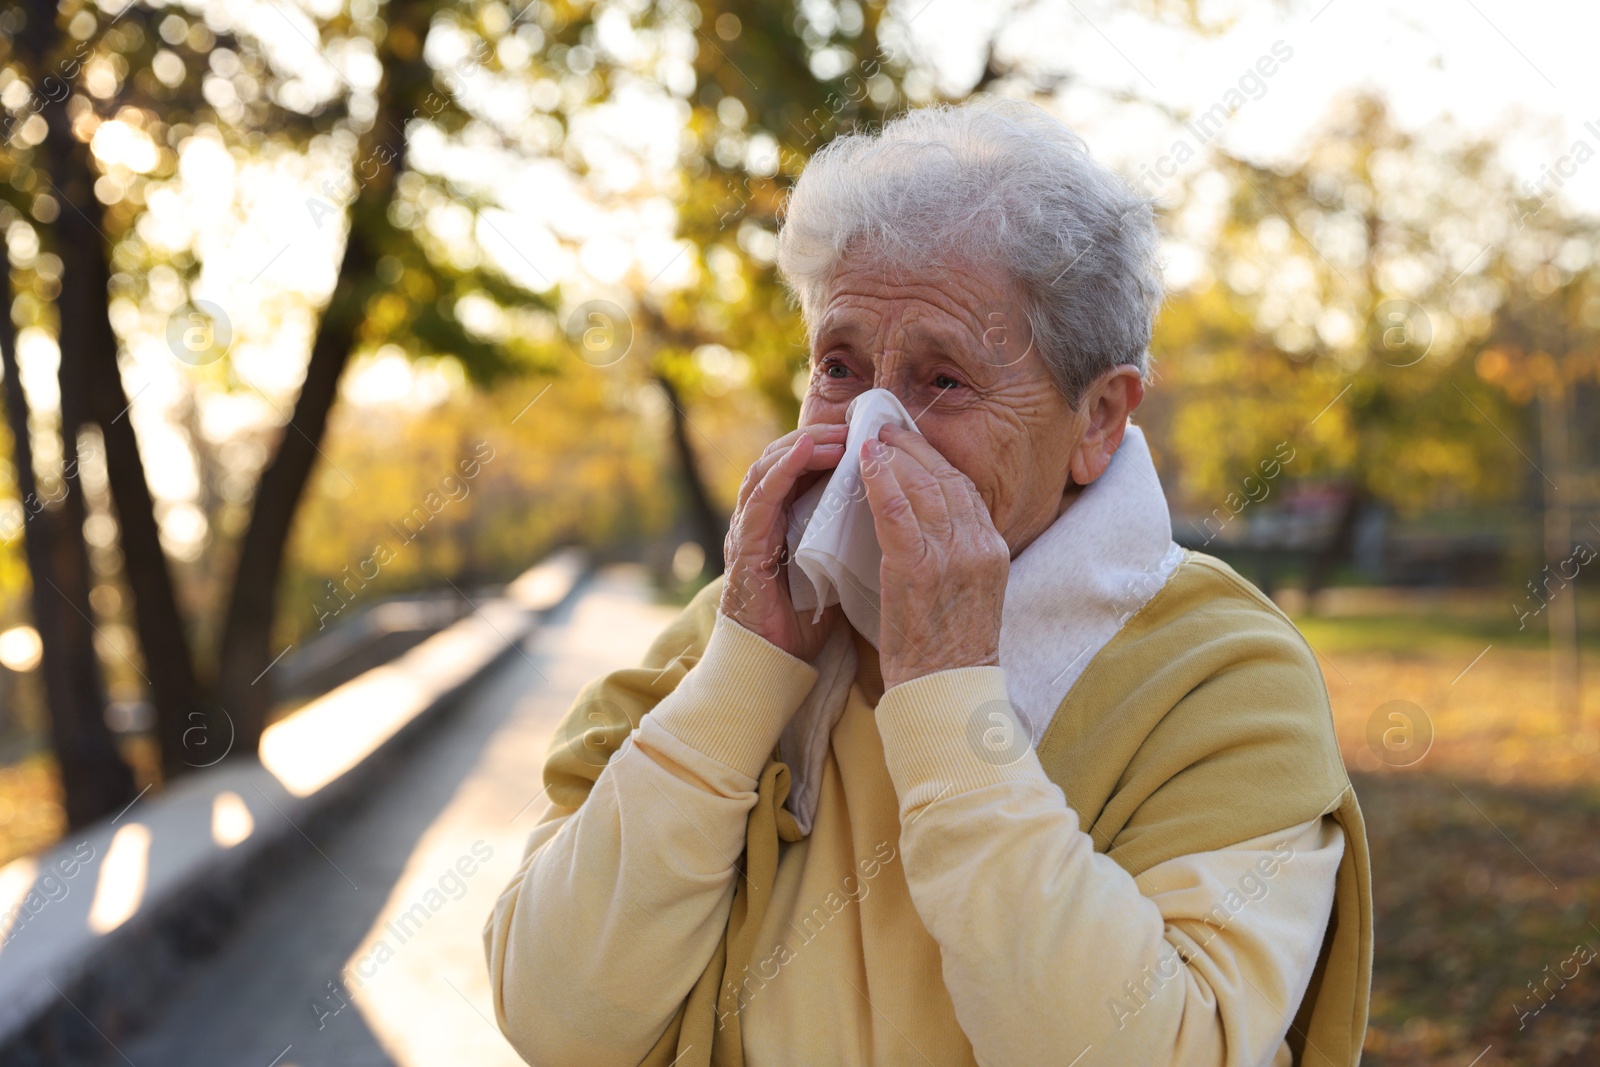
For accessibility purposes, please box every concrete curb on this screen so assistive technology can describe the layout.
[0,549,587,1065]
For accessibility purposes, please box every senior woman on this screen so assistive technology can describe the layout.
[485,98,1371,1066]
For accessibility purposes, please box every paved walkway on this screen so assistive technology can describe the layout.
[119,566,679,1067]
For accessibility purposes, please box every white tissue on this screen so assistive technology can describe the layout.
[785,389,921,648]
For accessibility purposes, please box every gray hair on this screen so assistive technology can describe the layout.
[776,97,1163,404]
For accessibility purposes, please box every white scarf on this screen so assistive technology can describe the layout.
[777,422,1184,834]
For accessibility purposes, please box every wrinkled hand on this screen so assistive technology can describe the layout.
[861,425,1010,690]
[720,424,848,661]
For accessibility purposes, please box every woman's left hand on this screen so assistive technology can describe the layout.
[860,424,1011,690]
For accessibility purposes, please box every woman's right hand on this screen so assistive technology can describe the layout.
[720,424,848,662]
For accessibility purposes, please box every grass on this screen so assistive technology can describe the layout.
[1296,612,1600,656]
[1356,772,1600,1065]
[1309,621,1600,1066]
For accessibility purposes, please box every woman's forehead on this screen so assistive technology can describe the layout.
[815,265,1019,342]
[812,303,985,360]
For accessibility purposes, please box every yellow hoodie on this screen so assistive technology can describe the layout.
[486,551,1371,1066]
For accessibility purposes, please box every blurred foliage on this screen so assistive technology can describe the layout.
[469,0,957,514]
[0,0,1581,670]
[0,753,66,870]
[0,0,569,696]
[0,0,559,384]
[280,363,679,646]
[1155,94,1550,516]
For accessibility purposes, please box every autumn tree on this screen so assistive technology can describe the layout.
[1473,204,1600,721]
[1,0,560,798]
[1157,93,1527,593]
[0,209,135,825]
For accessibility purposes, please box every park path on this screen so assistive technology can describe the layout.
[118,566,680,1067]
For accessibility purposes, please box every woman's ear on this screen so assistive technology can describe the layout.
[1067,365,1145,486]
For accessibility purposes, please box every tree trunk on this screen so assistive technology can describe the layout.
[211,76,416,751]
[1,229,136,826]
[654,371,727,576]
[1539,379,1580,724]
[1304,485,1367,606]
[212,234,371,753]
[38,108,201,783]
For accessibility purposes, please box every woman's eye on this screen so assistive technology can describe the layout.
[934,374,961,390]
[824,361,850,379]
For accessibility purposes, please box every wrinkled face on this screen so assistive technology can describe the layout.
[798,253,1088,557]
